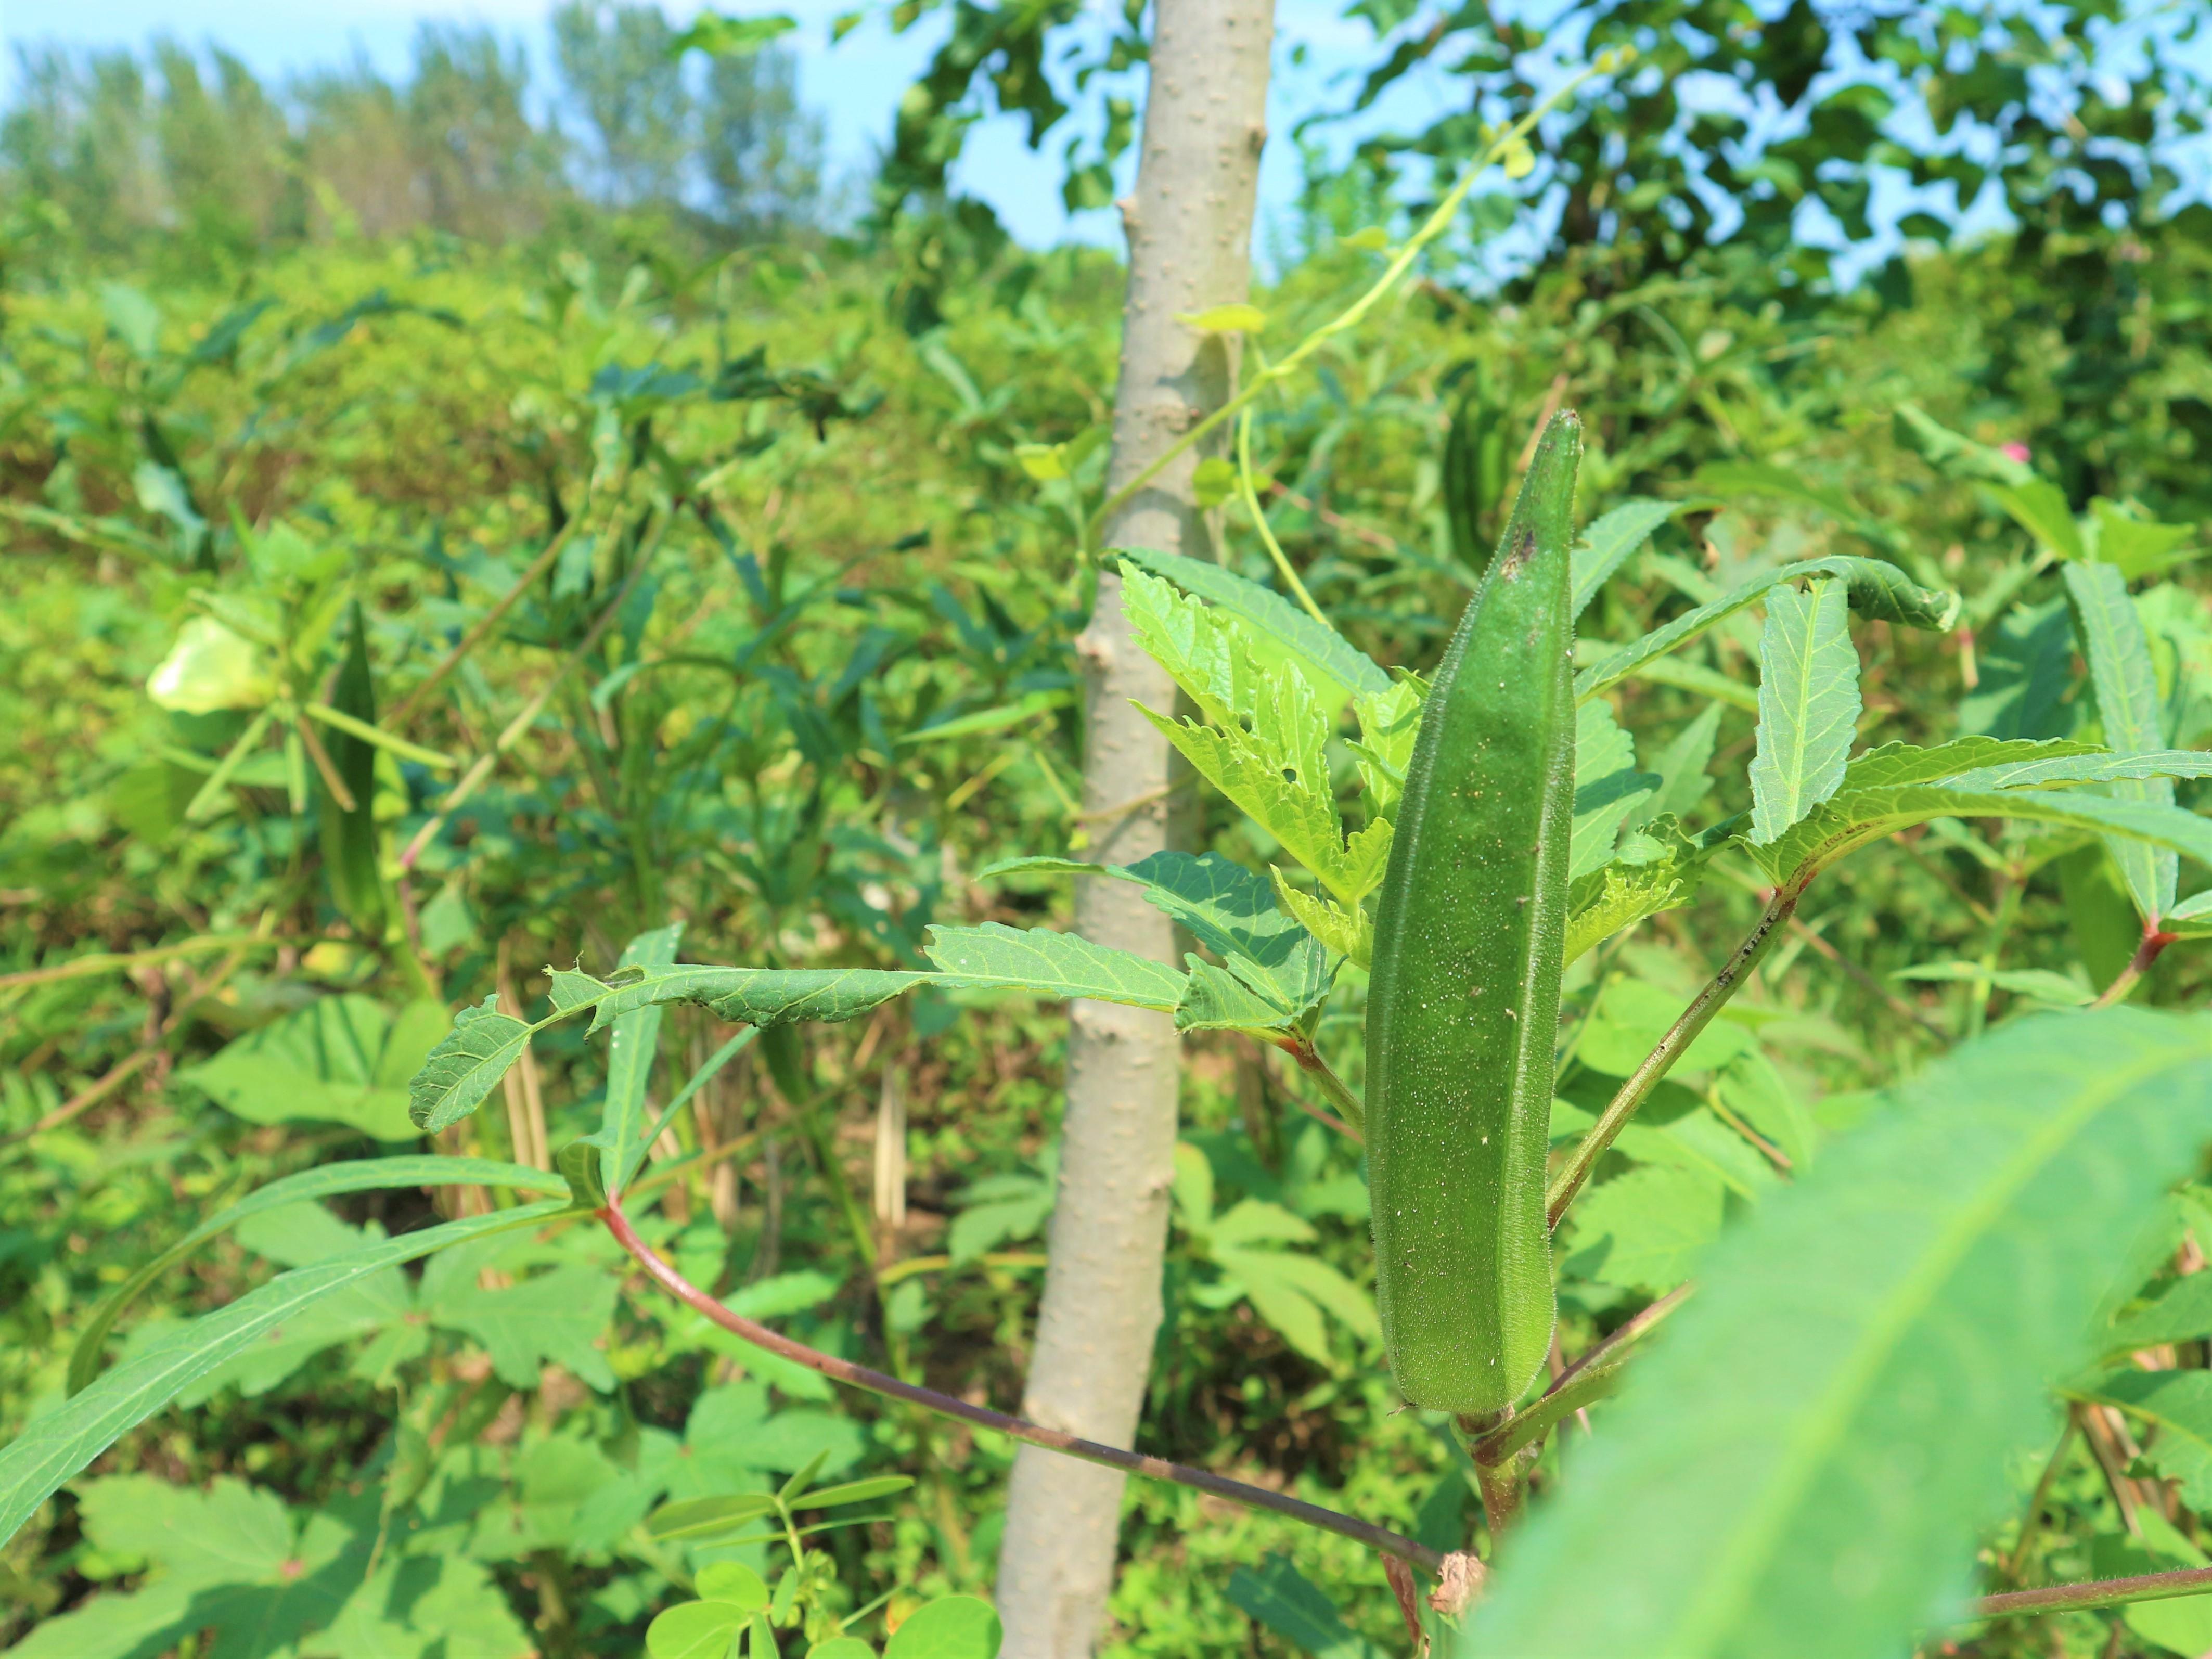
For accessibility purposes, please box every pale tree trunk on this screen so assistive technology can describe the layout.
[993,5,1276,1655]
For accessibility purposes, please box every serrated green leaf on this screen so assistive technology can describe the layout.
[1270,872,1370,967]
[1349,677,1423,819]
[2067,560,2178,922]
[1,1203,563,1545]
[1175,958,1298,1032]
[982,850,1329,1021]
[1565,846,1701,965]
[1141,704,1391,907]
[601,922,684,1194]
[1962,596,2076,741]
[1939,749,2212,792]
[408,994,533,1132]
[586,965,931,1033]
[1574,498,1681,615]
[1119,548,1388,707]
[1749,783,2212,890]
[1750,578,1861,844]
[1563,1164,1727,1295]
[1470,1008,2212,1659]
[924,922,1186,1009]
[548,965,609,1011]
[1841,737,2102,793]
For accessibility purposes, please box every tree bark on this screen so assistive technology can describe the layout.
[992,5,1275,1655]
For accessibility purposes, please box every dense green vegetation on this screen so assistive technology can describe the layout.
[6,4,2212,1656]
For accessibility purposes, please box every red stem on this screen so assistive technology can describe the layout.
[598,1201,1443,1573]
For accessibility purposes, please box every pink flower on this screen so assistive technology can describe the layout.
[2000,441,2030,465]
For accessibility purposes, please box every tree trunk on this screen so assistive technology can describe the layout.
[993,5,1275,1655]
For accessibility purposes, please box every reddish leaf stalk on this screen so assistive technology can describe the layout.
[598,1201,1443,1573]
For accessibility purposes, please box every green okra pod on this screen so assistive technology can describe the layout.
[1366,410,1580,1417]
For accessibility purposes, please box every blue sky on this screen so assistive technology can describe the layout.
[0,0,1456,252]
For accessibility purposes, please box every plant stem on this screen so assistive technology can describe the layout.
[2091,923,2177,1010]
[1234,401,1327,627]
[1548,885,1801,1227]
[1971,1565,2212,1621]
[598,1200,1443,1574]
[1279,1033,1365,1137]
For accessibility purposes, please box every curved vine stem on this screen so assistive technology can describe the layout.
[599,1199,1440,1573]
[1081,55,1623,555]
[1234,396,1327,626]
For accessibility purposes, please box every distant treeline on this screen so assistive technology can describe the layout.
[0,3,828,263]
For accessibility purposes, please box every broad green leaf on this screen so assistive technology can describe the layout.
[649,1599,753,1659]
[1121,562,1281,723]
[1469,1008,2212,1659]
[698,1562,771,1607]
[1575,556,1957,706]
[1574,497,1681,616]
[1575,701,1661,880]
[671,13,799,58]
[1176,958,1303,1033]
[2074,1370,2212,1511]
[1893,962,2092,1006]
[145,617,271,712]
[179,995,448,1142]
[408,995,533,1133]
[982,851,1328,1020]
[2091,498,2199,581]
[2067,560,2178,921]
[1993,478,2085,561]
[2,1203,562,1545]
[883,1595,1004,1659]
[1228,1553,1388,1659]
[2102,1272,2212,1357]
[1748,783,2212,891]
[924,923,1187,1010]
[602,922,685,1194]
[1118,549,1389,707]
[422,1253,619,1391]
[1961,597,2075,741]
[1561,1164,1727,1295]
[1749,578,1860,844]
[948,1165,1053,1265]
